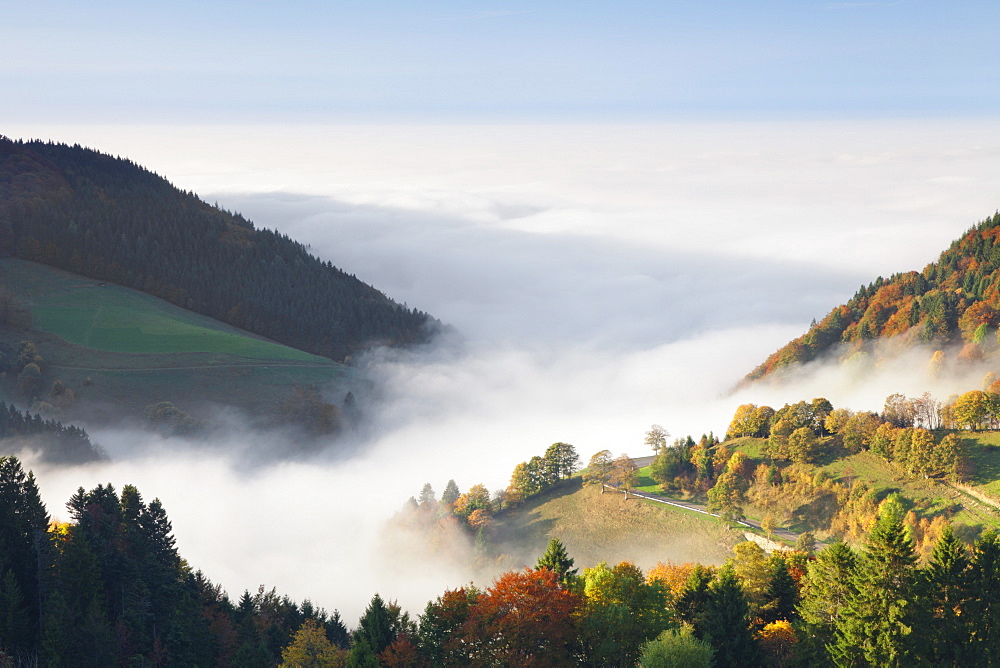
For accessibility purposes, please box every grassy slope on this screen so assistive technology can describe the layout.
[0,258,355,420]
[491,478,743,571]
[722,436,1000,539]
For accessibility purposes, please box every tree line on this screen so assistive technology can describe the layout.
[0,400,103,463]
[8,450,1000,665]
[726,393,970,480]
[288,497,1000,666]
[0,137,437,361]
[0,456,349,666]
[747,211,1000,381]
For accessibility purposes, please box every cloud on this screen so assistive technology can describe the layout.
[12,120,1000,626]
[217,191,859,350]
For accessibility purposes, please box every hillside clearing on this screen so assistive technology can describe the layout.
[492,479,742,570]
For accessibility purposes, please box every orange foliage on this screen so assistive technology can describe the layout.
[646,561,697,601]
[868,282,903,308]
[959,301,997,337]
[467,508,492,532]
[459,569,581,666]
[880,295,915,337]
[959,341,985,364]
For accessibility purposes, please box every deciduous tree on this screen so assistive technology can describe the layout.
[644,424,670,453]
[610,454,639,497]
[638,626,713,668]
[459,569,579,666]
[583,450,614,488]
[279,619,344,667]
[579,562,671,666]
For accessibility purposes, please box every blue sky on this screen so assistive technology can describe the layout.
[5,1,999,121]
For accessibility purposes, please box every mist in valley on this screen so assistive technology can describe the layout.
[11,120,1000,624]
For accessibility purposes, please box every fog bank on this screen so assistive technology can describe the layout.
[13,120,1000,624]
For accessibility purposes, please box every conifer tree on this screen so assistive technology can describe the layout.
[830,496,921,667]
[352,594,395,657]
[922,524,971,665]
[0,456,51,652]
[965,530,1000,659]
[796,542,856,663]
[440,480,460,507]
[761,553,798,626]
[418,483,435,506]
[345,636,379,668]
[698,565,759,666]
[675,565,713,628]
[535,537,578,587]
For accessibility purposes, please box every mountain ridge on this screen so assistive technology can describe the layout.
[0,136,437,361]
[747,211,1000,382]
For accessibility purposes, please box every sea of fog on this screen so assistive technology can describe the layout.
[11,120,1000,623]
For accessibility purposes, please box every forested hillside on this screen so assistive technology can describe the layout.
[11,451,1000,667]
[0,456,350,666]
[0,137,436,361]
[747,211,1000,381]
[0,400,102,462]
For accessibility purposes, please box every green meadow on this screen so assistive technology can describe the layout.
[0,258,350,419]
[33,288,321,361]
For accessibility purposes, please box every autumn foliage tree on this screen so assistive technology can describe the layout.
[454,569,580,666]
[578,561,671,666]
[610,454,639,497]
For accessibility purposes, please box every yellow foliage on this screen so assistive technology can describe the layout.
[48,521,71,541]
[758,620,798,667]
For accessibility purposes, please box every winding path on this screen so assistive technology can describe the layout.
[605,481,802,545]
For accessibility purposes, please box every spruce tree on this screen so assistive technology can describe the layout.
[353,594,395,657]
[830,496,920,667]
[761,553,798,625]
[418,483,435,506]
[0,456,51,652]
[699,565,760,666]
[922,524,970,665]
[965,530,1000,661]
[796,542,857,664]
[535,537,578,586]
[675,565,713,629]
[345,636,379,668]
[441,480,460,507]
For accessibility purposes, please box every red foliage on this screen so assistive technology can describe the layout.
[381,633,420,667]
[458,568,581,667]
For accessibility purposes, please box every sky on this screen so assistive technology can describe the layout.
[4,1,1000,122]
[6,0,1000,624]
